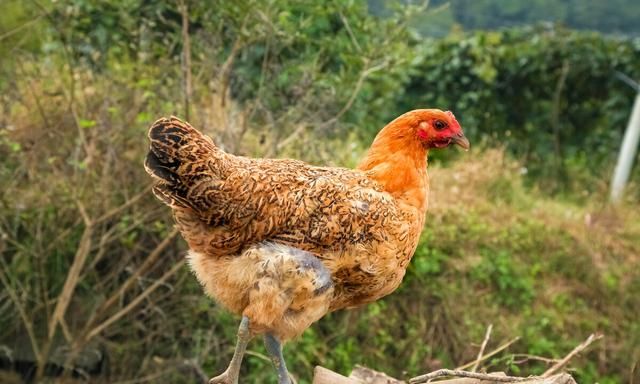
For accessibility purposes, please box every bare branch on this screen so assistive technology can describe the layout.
[83,228,179,331]
[339,12,362,52]
[0,263,40,361]
[471,324,493,372]
[410,369,531,383]
[59,316,73,343]
[0,14,45,42]
[76,200,92,227]
[318,61,388,130]
[511,354,561,365]
[93,184,152,225]
[38,216,93,379]
[244,350,271,363]
[217,16,248,108]
[179,0,192,120]
[457,337,521,371]
[47,223,92,339]
[85,259,186,341]
[350,365,404,383]
[313,366,360,384]
[275,123,308,152]
[542,333,603,378]
[182,359,209,384]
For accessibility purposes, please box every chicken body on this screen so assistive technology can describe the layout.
[144,109,468,383]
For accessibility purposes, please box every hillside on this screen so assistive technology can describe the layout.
[370,0,640,37]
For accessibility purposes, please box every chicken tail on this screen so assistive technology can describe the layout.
[144,116,218,210]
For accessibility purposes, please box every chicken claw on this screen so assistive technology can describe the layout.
[209,316,251,384]
[208,370,235,384]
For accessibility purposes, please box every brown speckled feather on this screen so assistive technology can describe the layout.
[144,111,463,340]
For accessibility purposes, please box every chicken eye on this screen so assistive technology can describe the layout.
[434,120,447,130]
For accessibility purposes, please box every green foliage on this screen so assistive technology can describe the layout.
[0,1,47,89]
[220,0,418,135]
[403,26,640,193]
[7,2,640,196]
[411,246,449,277]
[11,0,418,151]
[471,250,535,309]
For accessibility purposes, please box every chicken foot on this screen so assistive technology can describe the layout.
[264,333,292,384]
[209,316,251,384]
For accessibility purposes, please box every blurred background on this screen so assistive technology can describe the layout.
[1,0,639,383]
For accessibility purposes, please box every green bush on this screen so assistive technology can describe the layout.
[471,250,535,309]
[403,26,640,194]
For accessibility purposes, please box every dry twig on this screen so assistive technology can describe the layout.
[409,333,600,383]
[93,185,152,225]
[313,366,359,384]
[471,324,493,372]
[339,12,362,52]
[350,365,405,383]
[179,0,192,120]
[85,259,186,340]
[457,337,521,370]
[84,228,179,330]
[318,61,388,130]
[511,354,560,365]
[0,264,40,361]
[542,333,603,378]
[410,369,531,383]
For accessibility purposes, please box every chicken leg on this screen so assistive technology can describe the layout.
[209,316,251,384]
[264,333,292,384]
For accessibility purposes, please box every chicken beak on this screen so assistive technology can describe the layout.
[451,132,470,151]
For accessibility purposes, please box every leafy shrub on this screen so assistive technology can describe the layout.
[403,26,640,194]
[472,250,536,309]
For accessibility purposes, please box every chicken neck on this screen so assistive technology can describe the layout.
[357,128,429,213]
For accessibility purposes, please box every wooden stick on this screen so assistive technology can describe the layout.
[316,366,577,384]
[471,324,493,372]
[457,337,520,370]
[410,369,532,383]
[85,259,186,340]
[410,373,575,384]
[511,354,560,365]
[85,228,179,327]
[542,333,603,377]
[350,365,405,383]
[313,366,360,384]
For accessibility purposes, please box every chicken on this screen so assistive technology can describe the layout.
[144,109,468,384]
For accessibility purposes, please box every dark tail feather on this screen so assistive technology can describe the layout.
[144,150,181,185]
[145,116,194,182]
[144,116,215,210]
[151,184,193,209]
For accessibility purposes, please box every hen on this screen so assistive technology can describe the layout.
[144,109,468,384]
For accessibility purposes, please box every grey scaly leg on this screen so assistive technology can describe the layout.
[264,333,292,384]
[209,316,251,384]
